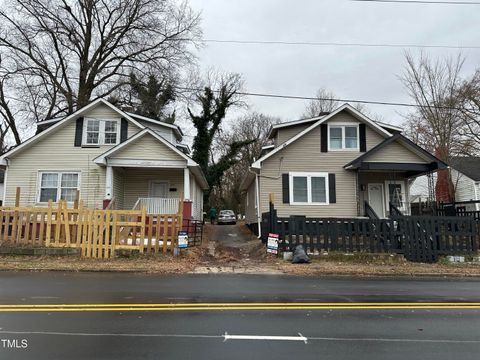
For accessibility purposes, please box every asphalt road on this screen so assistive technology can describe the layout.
[0,272,480,359]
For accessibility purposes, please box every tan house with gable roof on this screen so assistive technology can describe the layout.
[241,104,447,236]
[0,99,208,220]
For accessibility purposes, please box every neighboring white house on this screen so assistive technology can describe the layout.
[0,99,208,220]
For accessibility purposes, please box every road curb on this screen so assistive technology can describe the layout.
[1,266,480,279]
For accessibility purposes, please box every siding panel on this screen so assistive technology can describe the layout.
[110,133,184,161]
[258,111,388,218]
[4,105,141,208]
[276,124,311,145]
[366,141,428,163]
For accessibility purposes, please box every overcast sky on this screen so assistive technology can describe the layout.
[188,0,480,126]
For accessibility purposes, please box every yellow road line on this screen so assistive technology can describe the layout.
[0,302,479,308]
[0,303,479,312]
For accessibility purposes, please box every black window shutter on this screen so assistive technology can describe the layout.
[320,124,328,152]
[74,117,84,147]
[282,173,290,204]
[328,173,336,203]
[359,123,366,152]
[120,118,128,142]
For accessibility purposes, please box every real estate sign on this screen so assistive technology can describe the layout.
[267,233,279,254]
[178,231,188,249]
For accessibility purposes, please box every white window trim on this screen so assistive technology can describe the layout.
[289,172,329,205]
[82,118,121,146]
[327,123,360,151]
[36,171,81,204]
[384,180,406,212]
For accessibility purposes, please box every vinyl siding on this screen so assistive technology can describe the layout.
[112,168,125,209]
[190,174,204,220]
[452,169,477,206]
[136,120,175,143]
[258,111,390,217]
[123,168,184,209]
[4,104,141,208]
[110,133,185,161]
[365,141,428,163]
[276,124,311,145]
[245,179,257,224]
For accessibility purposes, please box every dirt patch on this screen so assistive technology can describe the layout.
[276,254,480,277]
[0,254,197,274]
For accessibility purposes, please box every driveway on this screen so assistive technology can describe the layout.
[208,223,252,248]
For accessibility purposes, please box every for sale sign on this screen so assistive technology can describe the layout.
[178,231,188,249]
[267,233,279,254]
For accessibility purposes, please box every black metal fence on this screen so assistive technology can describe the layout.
[261,208,479,263]
[184,219,204,246]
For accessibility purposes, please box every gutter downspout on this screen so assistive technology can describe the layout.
[474,181,479,211]
[2,158,9,205]
[255,172,261,238]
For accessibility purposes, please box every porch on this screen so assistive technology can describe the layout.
[93,127,208,219]
[357,171,411,218]
[344,133,448,219]
[107,167,187,214]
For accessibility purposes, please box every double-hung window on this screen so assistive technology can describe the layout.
[38,172,80,203]
[328,124,359,150]
[289,172,329,205]
[83,118,120,146]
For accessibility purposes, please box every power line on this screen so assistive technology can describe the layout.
[2,79,460,111]
[352,0,480,4]
[202,38,480,50]
[175,86,461,110]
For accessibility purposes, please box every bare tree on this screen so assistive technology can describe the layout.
[400,52,472,202]
[302,88,368,118]
[0,0,201,145]
[210,113,280,213]
[302,88,341,117]
[457,70,480,153]
[400,52,469,159]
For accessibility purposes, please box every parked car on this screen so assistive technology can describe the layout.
[217,210,236,225]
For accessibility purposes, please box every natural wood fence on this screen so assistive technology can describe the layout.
[0,200,183,258]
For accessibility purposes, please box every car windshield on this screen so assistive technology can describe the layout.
[219,210,234,216]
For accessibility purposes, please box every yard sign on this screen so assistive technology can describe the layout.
[178,230,188,249]
[267,233,279,254]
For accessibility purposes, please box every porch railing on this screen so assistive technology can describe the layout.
[133,197,180,214]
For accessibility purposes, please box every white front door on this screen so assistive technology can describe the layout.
[149,181,168,197]
[368,183,385,218]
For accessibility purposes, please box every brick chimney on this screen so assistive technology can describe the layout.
[434,146,452,203]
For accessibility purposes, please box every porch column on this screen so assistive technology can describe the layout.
[105,164,113,200]
[183,167,191,200]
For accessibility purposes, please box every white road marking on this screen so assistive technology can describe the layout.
[0,330,478,344]
[223,332,308,343]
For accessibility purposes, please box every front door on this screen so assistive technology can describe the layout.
[149,181,168,197]
[368,183,385,218]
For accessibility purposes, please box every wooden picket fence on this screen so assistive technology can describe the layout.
[0,200,183,258]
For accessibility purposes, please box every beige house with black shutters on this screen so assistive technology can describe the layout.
[240,104,447,236]
[0,99,208,220]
